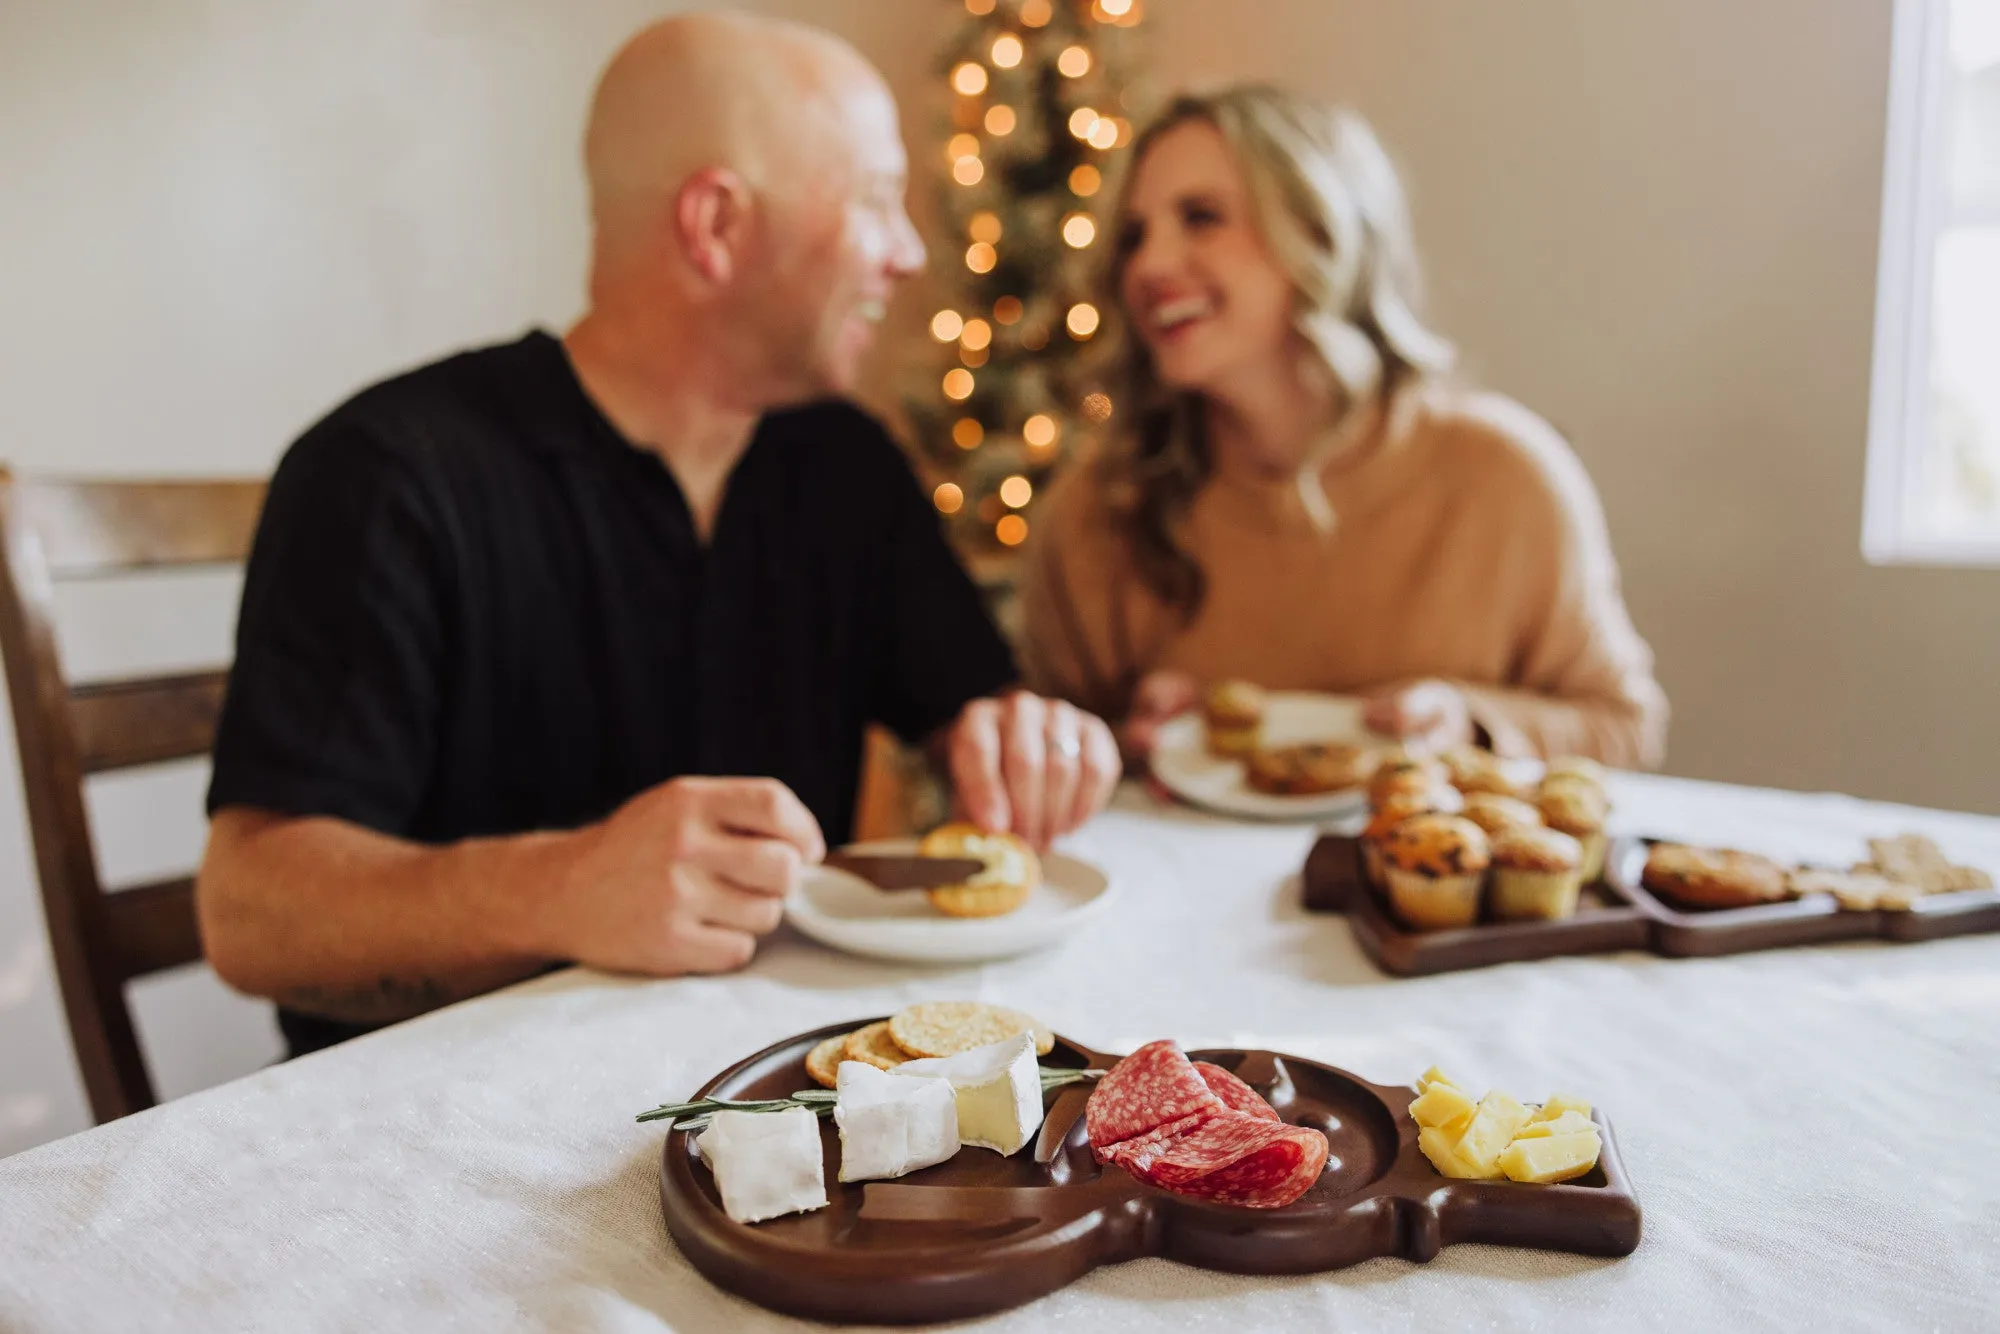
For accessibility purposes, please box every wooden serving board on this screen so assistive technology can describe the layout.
[657,1021,1642,1325]
[1303,835,1652,976]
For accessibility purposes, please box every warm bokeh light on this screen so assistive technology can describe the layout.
[1066,302,1100,338]
[966,241,998,273]
[1101,0,1133,14]
[934,482,964,513]
[1023,413,1059,449]
[1069,164,1102,197]
[943,368,975,401]
[953,156,985,186]
[996,514,1029,546]
[965,0,996,13]
[1057,45,1092,77]
[1082,391,1114,422]
[951,62,989,96]
[969,211,1003,243]
[1020,0,1053,27]
[952,418,985,449]
[960,318,993,351]
[984,104,1017,136]
[1110,116,1133,147]
[999,475,1034,509]
[1062,213,1097,248]
[993,295,1024,325]
[1087,118,1119,150]
[1068,107,1100,140]
[960,345,989,368]
[991,34,1023,68]
[947,133,981,162]
[931,309,964,342]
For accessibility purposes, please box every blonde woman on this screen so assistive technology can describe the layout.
[1019,87,1667,766]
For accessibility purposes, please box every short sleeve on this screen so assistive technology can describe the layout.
[206,424,449,833]
[866,439,1018,744]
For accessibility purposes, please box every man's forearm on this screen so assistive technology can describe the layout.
[196,809,581,1023]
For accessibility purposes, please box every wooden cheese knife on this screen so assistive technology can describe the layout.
[822,852,987,891]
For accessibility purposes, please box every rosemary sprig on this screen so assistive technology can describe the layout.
[637,1065,1102,1131]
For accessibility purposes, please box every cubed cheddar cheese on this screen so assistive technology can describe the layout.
[1408,1081,1477,1135]
[1498,1131,1602,1184]
[1419,1126,1502,1180]
[1533,1093,1592,1122]
[1417,1065,1461,1092]
[1513,1111,1595,1140]
[1455,1092,1533,1174]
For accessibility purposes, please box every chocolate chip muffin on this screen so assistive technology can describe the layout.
[1489,826,1586,921]
[1379,814,1491,931]
[1460,792,1546,839]
[1203,679,1266,759]
[1538,779,1611,882]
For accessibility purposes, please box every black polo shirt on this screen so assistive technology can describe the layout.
[208,330,1015,1050]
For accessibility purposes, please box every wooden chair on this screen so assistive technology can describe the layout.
[0,471,265,1123]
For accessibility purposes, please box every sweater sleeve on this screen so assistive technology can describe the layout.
[1015,467,1138,722]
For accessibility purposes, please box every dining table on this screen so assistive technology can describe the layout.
[2,770,1997,1332]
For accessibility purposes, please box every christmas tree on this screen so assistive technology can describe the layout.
[904,0,1145,575]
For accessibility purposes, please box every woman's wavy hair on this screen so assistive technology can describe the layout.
[1092,86,1455,616]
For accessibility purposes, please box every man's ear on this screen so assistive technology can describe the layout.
[674,166,752,286]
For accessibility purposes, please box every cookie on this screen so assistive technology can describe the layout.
[1641,844,1790,910]
[1790,868,1916,913]
[1245,742,1377,795]
[842,1021,912,1070]
[919,821,1039,918]
[1863,834,1995,895]
[887,1001,1055,1059]
[806,1031,852,1088]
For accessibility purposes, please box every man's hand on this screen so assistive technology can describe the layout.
[1361,679,1474,752]
[1119,668,1201,762]
[555,776,825,976]
[947,692,1121,850]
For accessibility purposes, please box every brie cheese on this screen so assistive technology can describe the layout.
[696,1105,829,1225]
[834,1060,960,1182]
[891,1032,1044,1156]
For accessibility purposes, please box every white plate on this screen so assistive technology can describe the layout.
[1151,690,1387,822]
[786,840,1116,964]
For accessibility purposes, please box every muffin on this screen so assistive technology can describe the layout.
[1203,680,1266,758]
[1488,827,1586,921]
[1368,753,1449,811]
[1379,814,1491,931]
[1441,746,1528,800]
[1537,781,1610,882]
[919,822,1041,918]
[1361,790,1444,886]
[1246,742,1379,796]
[1544,756,1608,788]
[1460,792,1546,839]
[1641,844,1791,911]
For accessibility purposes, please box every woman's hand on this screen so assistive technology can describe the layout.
[1361,679,1473,752]
[1120,669,1202,763]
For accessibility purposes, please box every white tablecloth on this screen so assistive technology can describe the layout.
[3,774,1997,1333]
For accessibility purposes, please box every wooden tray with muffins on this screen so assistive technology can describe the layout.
[1302,748,1649,975]
[644,1000,1641,1324]
[1605,833,2000,957]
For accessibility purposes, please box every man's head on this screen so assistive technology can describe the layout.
[580,12,926,406]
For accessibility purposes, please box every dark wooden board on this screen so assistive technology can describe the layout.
[1303,835,1651,976]
[657,1020,1642,1325]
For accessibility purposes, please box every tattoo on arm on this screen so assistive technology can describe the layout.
[280,975,458,1023]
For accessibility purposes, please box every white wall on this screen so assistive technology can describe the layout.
[3,0,1991,1157]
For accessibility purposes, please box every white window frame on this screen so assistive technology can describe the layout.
[1863,0,2000,566]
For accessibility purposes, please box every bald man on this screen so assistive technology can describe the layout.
[196,13,1121,1057]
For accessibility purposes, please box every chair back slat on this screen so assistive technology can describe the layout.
[0,469,264,1123]
[69,670,230,773]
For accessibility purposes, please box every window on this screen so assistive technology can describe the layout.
[1864,0,2000,565]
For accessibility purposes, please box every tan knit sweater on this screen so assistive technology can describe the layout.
[1017,383,1669,768]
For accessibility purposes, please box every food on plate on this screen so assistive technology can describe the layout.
[1460,792,1546,839]
[918,822,1041,918]
[891,1033,1045,1155]
[1368,752,1449,811]
[1537,779,1610,882]
[1411,1068,1601,1185]
[697,1105,830,1223]
[1379,814,1491,931]
[1543,755,1607,788]
[888,1000,1056,1059]
[1488,826,1586,921]
[1861,834,1995,896]
[1641,844,1790,910]
[842,1020,913,1071]
[1086,1040,1328,1208]
[1245,741,1378,796]
[805,1032,851,1089]
[1203,679,1266,758]
[1441,745,1527,799]
[834,1060,960,1182]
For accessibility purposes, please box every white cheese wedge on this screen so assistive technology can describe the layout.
[890,1032,1045,1156]
[695,1105,829,1225]
[834,1060,960,1182]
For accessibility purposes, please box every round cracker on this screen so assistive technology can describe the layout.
[841,1021,910,1071]
[804,1032,851,1088]
[888,1001,1055,1059]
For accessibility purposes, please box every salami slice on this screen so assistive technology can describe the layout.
[1192,1061,1280,1122]
[1085,1040,1224,1153]
[1146,1118,1330,1208]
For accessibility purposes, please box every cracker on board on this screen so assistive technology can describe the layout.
[887,1001,1055,1059]
[841,1021,911,1070]
[1791,868,1907,912]
[805,1032,851,1088]
[1859,833,1995,896]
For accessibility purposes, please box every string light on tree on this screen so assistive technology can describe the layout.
[990,34,1023,68]
[993,295,1024,325]
[1062,213,1097,248]
[943,368,975,400]
[1066,302,1100,338]
[931,309,964,341]
[965,241,997,273]
[1020,0,1053,27]
[984,105,1017,135]
[934,482,964,513]
[969,211,1002,243]
[953,418,984,449]
[1058,45,1092,77]
[1069,164,1101,196]
[1023,414,1059,450]
[951,62,988,95]
[995,514,1029,546]
[999,475,1034,508]
[952,157,984,186]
